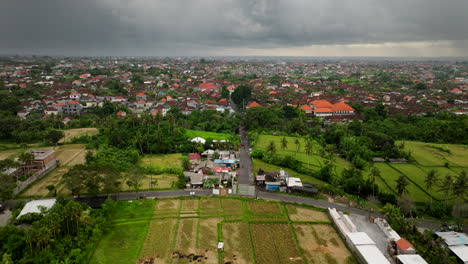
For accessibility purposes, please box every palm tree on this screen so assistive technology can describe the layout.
[304,139,313,169]
[369,166,380,197]
[396,175,408,196]
[451,171,467,230]
[438,173,453,207]
[19,152,35,174]
[294,138,300,157]
[424,169,438,205]
[266,141,276,155]
[281,137,288,150]
[452,171,467,201]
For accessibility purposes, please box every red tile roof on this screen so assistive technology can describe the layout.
[137,92,145,97]
[313,108,333,113]
[199,83,218,90]
[247,101,261,108]
[67,100,78,105]
[332,102,354,111]
[300,104,312,111]
[311,100,334,108]
[396,238,414,251]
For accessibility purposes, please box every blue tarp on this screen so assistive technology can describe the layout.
[214,159,238,164]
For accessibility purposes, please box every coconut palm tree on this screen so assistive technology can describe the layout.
[294,138,300,157]
[304,139,313,169]
[281,137,288,150]
[369,166,380,197]
[266,141,276,155]
[396,175,408,196]
[438,173,453,209]
[424,169,438,205]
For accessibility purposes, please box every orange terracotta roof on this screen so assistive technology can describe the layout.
[137,100,146,104]
[67,100,78,105]
[199,83,218,90]
[311,100,333,108]
[136,92,145,97]
[247,101,261,108]
[396,238,414,251]
[332,102,354,111]
[300,104,312,111]
[313,108,333,113]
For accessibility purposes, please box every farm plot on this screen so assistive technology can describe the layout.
[199,198,223,216]
[121,174,179,191]
[154,199,180,218]
[250,223,303,264]
[141,153,182,167]
[286,205,330,222]
[112,199,156,224]
[54,144,87,166]
[294,224,355,264]
[374,163,430,203]
[90,222,149,264]
[222,222,254,264]
[248,200,287,221]
[196,218,220,264]
[138,219,178,264]
[391,164,446,200]
[60,127,98,143]
[21,167,70,197]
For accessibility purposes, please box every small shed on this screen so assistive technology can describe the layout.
[396,238,416,254]
[217,242,224,251]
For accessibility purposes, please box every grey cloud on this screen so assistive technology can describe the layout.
[0,0,467,56]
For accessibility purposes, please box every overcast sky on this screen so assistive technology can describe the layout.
[1,0,467,57]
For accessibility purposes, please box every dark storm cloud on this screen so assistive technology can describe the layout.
[0,0,467,55]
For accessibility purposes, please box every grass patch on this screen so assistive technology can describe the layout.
[90,222,149,264]
[186,129,231,140]
[140,153,182,167]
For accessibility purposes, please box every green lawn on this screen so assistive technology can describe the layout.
[186,129,232,140]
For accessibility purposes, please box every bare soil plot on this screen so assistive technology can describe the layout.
[222,222,254,264]
[54,144,87,166]
[250,223,303,264]
[0,150,19,160]
[172,218,213,264]
[21,167,70,197]
[294,224,355,264]
[286,205,330,222]
[60,128,98,143]
[138,219,178,264]
[122,174,179,191]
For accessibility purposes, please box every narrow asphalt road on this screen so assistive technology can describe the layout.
[238,126,252,185]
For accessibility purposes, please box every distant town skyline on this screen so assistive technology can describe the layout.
[1,0,468,57]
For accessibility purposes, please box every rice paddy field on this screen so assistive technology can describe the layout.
[90,197,356,264]
[254,135,468,204]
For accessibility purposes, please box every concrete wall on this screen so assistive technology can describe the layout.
[14,160,59,195]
